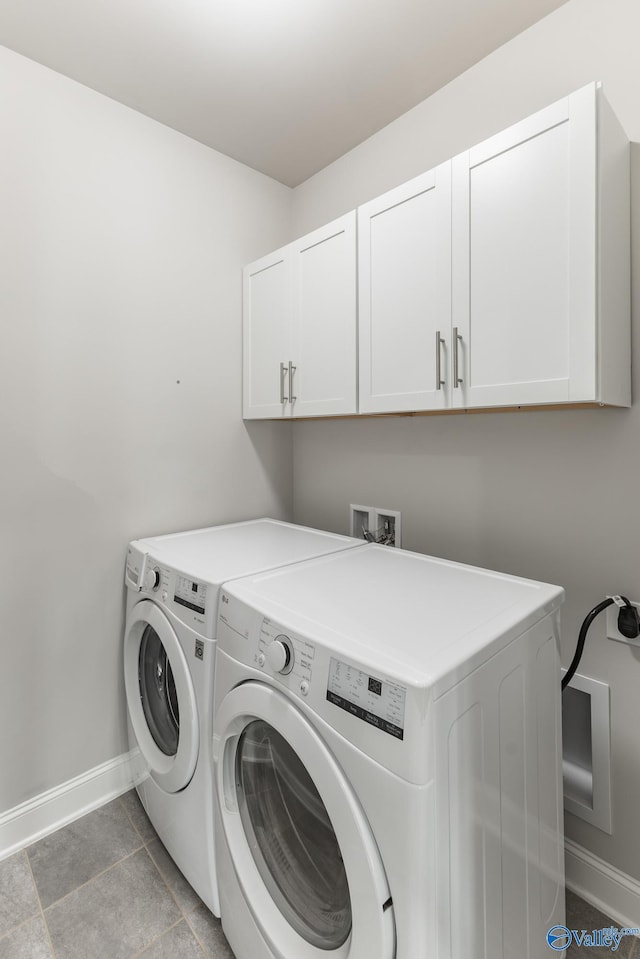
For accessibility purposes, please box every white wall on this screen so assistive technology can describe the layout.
[0,46,293,813]
[291,0,640,882]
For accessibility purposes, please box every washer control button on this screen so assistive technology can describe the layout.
[300,680,309,696]
[258,653,265,668]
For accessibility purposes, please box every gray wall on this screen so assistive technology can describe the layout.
[290,0,640,880]
[0,46,293,813]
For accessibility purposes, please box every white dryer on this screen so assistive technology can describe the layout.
[123,518,363,916]
[212,545,566,959]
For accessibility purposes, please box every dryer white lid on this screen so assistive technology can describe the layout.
[220,545,564,689]
[130,518,362,585]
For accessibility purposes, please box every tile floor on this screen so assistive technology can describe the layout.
[0,790,638,958]
[0,791,233,959]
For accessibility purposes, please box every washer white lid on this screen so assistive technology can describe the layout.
[221,545,564,688]
[131,519,362,584]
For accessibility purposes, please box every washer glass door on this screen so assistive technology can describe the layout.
[236,719,350,949]
[139,624,180,757]
[216,682,395,959]
[124,600,198,793]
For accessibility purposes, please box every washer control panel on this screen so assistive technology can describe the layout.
[125,547,166,595]
[174,575,207,616]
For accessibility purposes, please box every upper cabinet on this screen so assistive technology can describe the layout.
[450,82,629,411]
[358,163,452,414]
[243,213,356,419]
[242,247,293,420]
[243,82,630,420]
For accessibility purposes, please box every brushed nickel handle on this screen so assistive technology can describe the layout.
[435,330,445,390]
[288,360,296,403]
[453,327,463,387]
[279,362,288,404]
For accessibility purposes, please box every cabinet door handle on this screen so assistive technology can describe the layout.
[280,362,288,404]
[435,331,445,390]
[288,361,296,403]
[453,327,463,387]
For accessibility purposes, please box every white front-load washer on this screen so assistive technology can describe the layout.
[212,545,566,959]
[123,518,363,916]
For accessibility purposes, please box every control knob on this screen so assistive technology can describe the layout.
[266,637,293,674]
[144,566,160,591]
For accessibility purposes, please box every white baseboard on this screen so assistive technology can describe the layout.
[565,838,640,930]
[0,751,137,862]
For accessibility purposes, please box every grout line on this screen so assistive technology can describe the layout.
[125,792,204,920]
[128,917,186,959]
[127,850,208,958]
[8,796,211,958]
[117,791,141,836]
[117,791,158,847]
[23,849,59,959]
[144,844,190,915]
[185,901,234,959]
[145,843,204,916]
[27,832,197,959]
[184,907,212,958]
[39,845,145,913]
[0,910,44,948]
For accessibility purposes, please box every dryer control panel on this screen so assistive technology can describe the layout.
[327,657,406,740]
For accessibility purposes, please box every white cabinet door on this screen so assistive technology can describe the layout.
[358,164,452,413]
[291,213,357,418]
[242,247,293,419]
[451,84,598,409]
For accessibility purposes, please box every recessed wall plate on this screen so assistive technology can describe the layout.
[349,504,374,541]
[373,508,401,548]
[349,504,401,546]
[561,669,612,834]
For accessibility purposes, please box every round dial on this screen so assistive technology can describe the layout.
[266,636,293,674]
[144,566,160,591]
